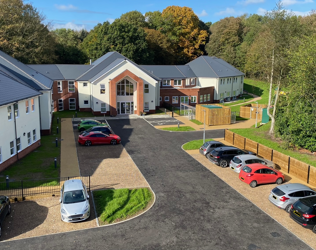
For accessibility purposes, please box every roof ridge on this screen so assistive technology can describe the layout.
[174,65,186,77]
[202,56,219,78]
[0,54,49,89]
[55,65,67,80]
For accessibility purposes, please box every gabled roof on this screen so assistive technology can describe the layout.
[57,65,93,80]
[0,71,42,106]
[28,64,64,80]
[0,50,53,90]
[187,56,244,78]
[140,65,190,79]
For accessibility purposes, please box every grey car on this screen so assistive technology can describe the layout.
[60,179,90,222]
[199,141,225,157]
[269,183,316,212]
[229,155,275,173]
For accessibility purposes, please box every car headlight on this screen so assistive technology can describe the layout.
[61,208,67,214]
[83,204,89,213]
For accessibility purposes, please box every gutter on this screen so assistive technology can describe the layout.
[13,103,18,160]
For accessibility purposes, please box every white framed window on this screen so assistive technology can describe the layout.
[27,132,31,145]
[233,90,236,96]
[83,82,88,87]
[186,79,190,86]
[100,84,105,94]
[172,96,178,104]
[31,99,35,111]
[26,100,29,114]
[159,96,162,102]
[14,103,19,118]
[207,94,210,101]
[16,138,21,152]
[33,129,36,142]
[200,95,203,103]
[69,98,76,110]
[191,96,197,103]
[68,81,75,93]
[174,80,182,86]
[7,105,12,120]
[180,96,189,104]
[164,96,169,102]
[204,95,207,102]
[10,141,14,156]
[84,100,89,105]
[191,78,195,85]
[0,147,2,163]
[144,102,149,111]
[220,79,222,85]
[101,103,106,113]
[117,79,134,96]
[162,80,171,86]
[57,81,62,93]
[58,99,64,111]
[144,84,149,93]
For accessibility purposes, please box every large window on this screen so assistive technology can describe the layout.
[57,81,62,93]
[200,95,203,103]
[16,138,21,152]
[58,99,64,111]
[27,132,31,145]
[26,100,29,114]
[31,99,35,111]
[117,79,134,96]
[204,95,207,102]
[68,81,75,93]
[7,105,12,120]
[172,96,178,104]
[174,80,182,86]
[162,80,171,86]
[207,94,210,101]
[144,84,149,93]
[14,103,19,118]
[101,103,106,113]
[164,96,169,102]
[191,96,197,103]
[10,141,14,156]
[33,129,37,142]
[100,84,105,94]
[69,98,76,110]
[144,102,149,111]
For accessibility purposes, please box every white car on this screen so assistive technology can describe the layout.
[60,179,90,222]
[230,154,275,173]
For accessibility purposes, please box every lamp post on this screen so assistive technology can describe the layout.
[203,110,206,144]
[255,101,258,128]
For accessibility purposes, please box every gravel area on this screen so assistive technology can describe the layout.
[1,197,96,242]
[188,149,315,249]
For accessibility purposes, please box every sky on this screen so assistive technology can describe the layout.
[28,0,315,31]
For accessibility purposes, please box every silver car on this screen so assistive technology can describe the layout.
[229,155,275,173]
[60,179,90,222]
[269,183,316,212]
[199,141,225,157]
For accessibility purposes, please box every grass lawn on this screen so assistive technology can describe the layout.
[161,126,195,132]
[190,119,203,125]
[231,123,316,167]
[183,139,214,150]
[223,94,254,107]
[236,116,249,121]
[93,188,153,225]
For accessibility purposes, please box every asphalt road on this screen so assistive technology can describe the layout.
[1,119,311,250]
[145,117,184,126]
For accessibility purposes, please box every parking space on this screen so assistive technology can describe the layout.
[187,150,315,249]
[1,197,96,242]
[145,117,184,126]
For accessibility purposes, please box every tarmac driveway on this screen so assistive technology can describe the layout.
[1,119,310,249]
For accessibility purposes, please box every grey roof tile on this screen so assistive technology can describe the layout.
[90,58,125,82]
[140,65,185,79]
[28,64,64,80]
[56,65,93,80]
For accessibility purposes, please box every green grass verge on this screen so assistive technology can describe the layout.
[231,123,316,167]
[93,188,153,224]
[161,126,195,132]
[223,94,254,107]
[236,116,249,121]
[190,119,203,125]
[183,139,214,150]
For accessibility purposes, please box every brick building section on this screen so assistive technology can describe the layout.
[0,140,41,172]
[52,80,79,111]
[109,70,144,116]
[160,86,214,107]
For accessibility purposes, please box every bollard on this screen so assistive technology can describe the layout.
[57,117,59,124]
[55,138,58,147]
[57,126,59,134]
[6,175,9,188]
[165,109,166,114]
[75,111,77,118]
[172,111,174,118]
[178,121,180,128]
[54,157,57,169]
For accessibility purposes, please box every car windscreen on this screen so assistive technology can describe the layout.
[232,156,242,164]
[63,190,86,204]
[202,142,210,148]
[243,166,252,173]
[294,200,314,213]
[272,187,285,196]
[81,131,89,136]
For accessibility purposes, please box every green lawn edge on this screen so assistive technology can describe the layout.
[183,139,214,150]
[161,126,195,131]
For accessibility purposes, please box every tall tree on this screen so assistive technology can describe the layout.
[0,0,56,63]
[145,11,164,30]
[120,11,146,27]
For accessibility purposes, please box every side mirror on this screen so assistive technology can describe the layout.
[87,195,90,199]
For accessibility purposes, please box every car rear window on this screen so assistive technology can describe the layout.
[202,142,211,148]
[210,149,220,156]
[232,156,242,164]
[243,166,252,173]
[272,187,285,196]
[294,200,314,213]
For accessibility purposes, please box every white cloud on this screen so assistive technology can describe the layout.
[55,4,78,11]
[215,8,236,16]
[197,10,208,17]
[238,0,265,5]
[54,4,110,14]
[257,8,267,15]
[281,0,313,6]
[292,10,311,16]
[52,22,86,31]
[107,18,115,24]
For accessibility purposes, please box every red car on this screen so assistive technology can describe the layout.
[78,131,121,146]
[239,163,284,188]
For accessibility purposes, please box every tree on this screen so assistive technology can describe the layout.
[120,11,146,27]
[0,0,56,63]
[145,11,164,30]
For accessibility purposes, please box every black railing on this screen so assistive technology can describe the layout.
[0,176,90,200]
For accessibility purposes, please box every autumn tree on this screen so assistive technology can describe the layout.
[0,0,56,63]
[145,11,164,30]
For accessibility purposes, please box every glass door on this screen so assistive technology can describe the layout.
[121,102,126,114]
[126,102,131,114]
[131,102,134,114]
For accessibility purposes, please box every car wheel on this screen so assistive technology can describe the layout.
[85,141,92,146]
[111,140,117,145]
[276,178,283,185]
[313,225,316,234]
[250,180,257,188]
[79,128,85,132]
[219,160,228,168]
[7,204,11,215]
[285,204,292,213]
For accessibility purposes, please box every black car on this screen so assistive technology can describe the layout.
[81,126,112,135]
[290,196,316,233]
[199,141,225,157]
[207,146,255,168]
[0,195,11,238]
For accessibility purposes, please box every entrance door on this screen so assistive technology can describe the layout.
[126,102,131,114]
[121,102,126,114]
[118,102,133,114]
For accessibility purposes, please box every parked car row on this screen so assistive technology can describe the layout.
[200,141,316,233]
[77,119,121,146]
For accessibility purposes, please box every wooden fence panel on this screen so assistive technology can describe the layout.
[289,158,309,182]
[308,166,316,186]
[225,130,234,144]
[258,144,272,160]
[234,134,245,149]
[245,139,257,153]
[273,151,289,172]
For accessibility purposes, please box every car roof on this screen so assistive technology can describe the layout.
[245,163,269,170]
[82,119,100,123]
[214,146,239,151]
[277,183,312,192]
[64,179,84,192]
[299,196,316,207]
[235,155,262,160]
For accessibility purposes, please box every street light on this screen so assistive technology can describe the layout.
[255,101,258,128]
[203,109,206,144]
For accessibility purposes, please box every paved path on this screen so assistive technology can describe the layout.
[1,119,310,250]
[229,93,261,107]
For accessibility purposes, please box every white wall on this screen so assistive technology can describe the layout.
[39,90,53,130]
[217,76,243,100]
[78,81,92,109]
[0,96,41,164]
[198,77,219,99]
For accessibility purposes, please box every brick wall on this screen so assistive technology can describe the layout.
[52,80,79,111]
